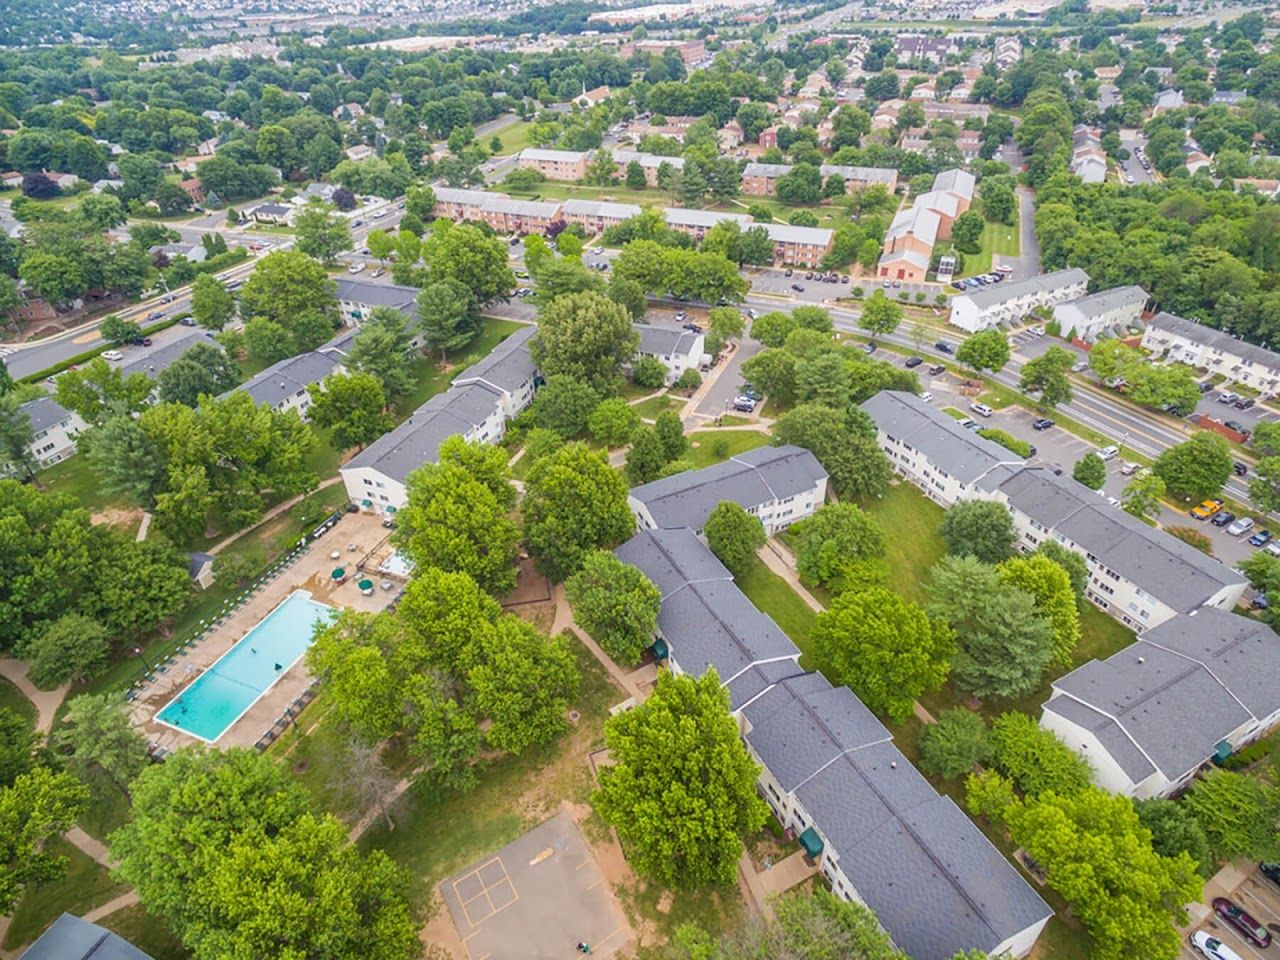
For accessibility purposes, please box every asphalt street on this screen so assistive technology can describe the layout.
[1119,129,1155,185]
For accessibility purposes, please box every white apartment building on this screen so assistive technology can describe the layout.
[1141,311,1280,397]
[229,348,345,420]
[634,324,705,385]
[949,268,1090,333]
[19,397,87,468]
[1051,285,1148,342]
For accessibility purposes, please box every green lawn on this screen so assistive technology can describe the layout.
[491,119,534,156]
[99,905,189,960]
[685,429,769,469]
[859,483,947,607]
[3,839,129,950]
[37,455,133,517]
[630,393,678,421]
[943,213,1021,278]
[736,559,818,668]
[357,634,620,913]
[0,676,36,727]
[397,319,524,417]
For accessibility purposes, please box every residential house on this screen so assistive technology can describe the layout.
[120,337,213,386]
[628,445,828,536]
[344,144,376,162]
[576,84,611,108]
[246,202,292,225]
[228,347,345,419]
[634,324,705,384]
[91,178,124,193]
[758,126,780,150]
[179,178,206,204]
[895,33,956,63]
[333,276,419,330]
[1153,89,1185,115]
[562,199,642,233]
[340,326,537,512]
[1234,177,1280,198]
[1141,311,1280,397]
[1211,89,1248,106]
[994,35,1022,68]
[1183,142,1212,175]
[948,268,1090,332]
[719,119,744,150]
[1041,609,1280,798]
[18,397,86,469]
[1051,285,1147,342]
[516,147,591,181]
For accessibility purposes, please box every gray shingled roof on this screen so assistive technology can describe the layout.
[614,528,799,706]
[1056,285,1148,320]
[760,222,834,246]
[562,199,642,220]
[333,277,418,310]
[955,267,1088,312]
[1048,608,1280,782]
[21,913,153,960]
[932,167,976,200]
[518,147,590,163]
[1147,311,1280,373]
[635,323,700,359]
[120,336,208,380]
[629,445,827,532]
[19,396,74,433]
[234,349,342,408]
[861,391,1023,485]
[663,208,751,229]
[886,205,940,245]
[996,467,1242,613]
[455,325,536,394]
[820,163,897,184]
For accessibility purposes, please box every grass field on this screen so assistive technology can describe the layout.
[860,483,947,607]
[99,905,189,960]
[0,676,36,727]
[736,560,818,668]
[3,839,128,950]
[685,429,769,469]
[630,393,679,421]
[399,319,525,415]
[491,119,534,156]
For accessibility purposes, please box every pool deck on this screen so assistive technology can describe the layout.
[131,512,403,752]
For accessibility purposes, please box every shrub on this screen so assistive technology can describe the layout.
[990,712,1092,797]
[674,368,702,391]
[631,356,668,389]
[919,709,993,779]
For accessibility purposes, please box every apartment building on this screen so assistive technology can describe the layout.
[340,326,537,512]
[740,162,898,197]
[634,324,705,384]
[1052,285,1147,342]
[333,277,419,328]
[612,150,684,187]
[740,162,793,196]
[619,37,705,63]
[561,199,643,233]
[663,207,751,241]
[229,348,346,420]
[431,187,564,235]
[1042,608,1280,798]
[628,445,828,536]
[615,518,1051,959]
[879,205,940,283]
[949,268,1090,333]
[759,222,835,268]
[1141,311,1280,397]
[19,396,87,468]
[516,147,591,181]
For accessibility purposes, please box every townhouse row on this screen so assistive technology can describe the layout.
[1141,309,1280,399]
[432,187,837,267]
[861,390,1279,800]
[740,162,899,197]
[615,446,1052,960]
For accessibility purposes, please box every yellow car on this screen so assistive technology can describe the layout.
[1190,499,1224,520]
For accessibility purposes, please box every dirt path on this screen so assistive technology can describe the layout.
[551,586,644,702]
[0,658,68,734]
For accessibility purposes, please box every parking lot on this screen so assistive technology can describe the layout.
[1181,864,1280,960]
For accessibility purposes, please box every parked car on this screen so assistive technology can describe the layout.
[1229,517,1256,536]
[1261,862,1280,890]
[1212,897,1272,948]
[1032,418,1055,431]
[1199,380,1215,393]
[951,281,967,291]
[928,364,946,375]
[732,397,756,413]
[1097,445,1119,461]
[785,269,793,277]
[674,310,687,322]
[1190,498,1224,519]
[919,391,933,402]
[101,349,122,361]
[1235,461,1249,477]
[1218,391,1239,404]
[791,283,805,292]
[935,341,954,354]
[1250,530,1274,547]
[347,262,365,274]
[1234,397,1256,410]
[1121,462,1141,476]
[179,316,196,327]
[958,418,978,430]
[905,356,923,368]
[862,342,878,354]
[1213,511,1236,527]
[969,402,993,417]
[739,385,762,401]
[1190,930,1245,960]
[1225,420,1250,435]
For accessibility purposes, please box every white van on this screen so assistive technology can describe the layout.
[969,401,993,417]
[1097,445,1119,461]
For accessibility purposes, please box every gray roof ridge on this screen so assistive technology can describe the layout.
[784,700,895,796]
[1137,633,1256,722]
[1047,687,1163,777]
[729,449,781,502]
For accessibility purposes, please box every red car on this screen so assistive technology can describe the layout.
[1213,897,1272,949]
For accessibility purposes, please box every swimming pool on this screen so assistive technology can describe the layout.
[156,590,336,742]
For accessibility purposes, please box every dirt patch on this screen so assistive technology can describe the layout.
[91,506,144,530]
[420,886,467,960]
[502,556,552,607]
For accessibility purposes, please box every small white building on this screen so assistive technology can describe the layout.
[1051,285,1147,342]
[1042,609,1280,798]
[634,324,705,385]
[19,396,86,468]
[949,268,1090,333]
[628,445,828,536]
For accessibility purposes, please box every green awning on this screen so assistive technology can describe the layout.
[386,505,396,513]
[331,567,346,580]
[357,579,374,590]
[651,638,669,660]
[1215,739,1232,762]
[799,827,823,858]
[361,499,372,507]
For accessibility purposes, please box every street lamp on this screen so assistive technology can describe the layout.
[134,646,153,673]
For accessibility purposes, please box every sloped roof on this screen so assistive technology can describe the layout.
[21,913,153,960]
[19,396,74,433]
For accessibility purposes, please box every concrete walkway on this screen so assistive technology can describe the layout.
[208,475,343,555]
[82,892,140,924]
[66,827,116,869]
[757,541,824,613]
[0,659,68,734]
[135,511,151,542]
[551,586,646,702]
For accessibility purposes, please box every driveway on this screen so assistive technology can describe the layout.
[997,184,1041,278]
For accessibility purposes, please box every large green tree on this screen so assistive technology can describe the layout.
[1151,433,1231,501]
[704,501,766,577]
[523,442,635,581]
[22,614,111,689]
[423,220,515,306]
[530,291,639,396]
[793,502,885,590]
[938,499,1016,564]
[594,670,768,888]
[190,274,235,331]
[772,404,892,500]
[858,290,902,337]
[54,356,153,427]
[918,708,993,779]
[955,328,1011,373]
[238,249,339,356]
[0,766,89,913]
[1019,345,1074,408]
[347,307,416,405]
[1182,768,1280,862]
[813,586,954,722]
[306,372,392,451]
[416,277,478,361]
[293,199,352,264]
[53,693,149,800]
[565,551,661,666]
[998,553,1080,667]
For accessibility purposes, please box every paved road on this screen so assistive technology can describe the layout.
[1009,184,1041,276]
[1119,130,1154,185]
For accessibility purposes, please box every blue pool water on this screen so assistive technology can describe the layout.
[156,590,335,742]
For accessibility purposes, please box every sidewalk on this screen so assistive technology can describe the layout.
[208,475,343,555]
[0,658,68,734]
